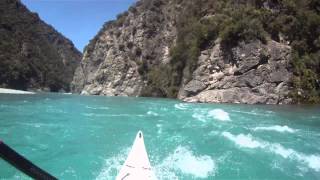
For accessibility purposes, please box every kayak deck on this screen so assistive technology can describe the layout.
[116,131,157,180]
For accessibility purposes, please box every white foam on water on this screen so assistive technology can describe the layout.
[192,108,231,122]
[269,144,295,158]
[0,104,8,108]
[174,103,189,110]
[155,146,216,179]
[83,113,139,117]
[208,109,231,121]
[311,115,319,119]
[253,125,297,133]
[60,166,78,179]
[232,110,260,116]
[156,124,163,135]
[46,107,66,114]
[83,113,97,117]
[160,107,168,111]
[192,110,207,122]
[13,173,31,180]
[209,131,220,136]
[222,132,266,149]
[231,109,274,117]
[222,132,320,172]
[96,148,129,180]
[270,144,320,171]
[86,106,109,110]
[17,122,60,128]
[147,111,159,116]
[298,155,320,172]
[266,110,275,114]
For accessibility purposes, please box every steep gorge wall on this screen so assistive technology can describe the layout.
[0,0,81,91]
[179,40,292,104]
[73,0,320,104]
[72,0,178,96]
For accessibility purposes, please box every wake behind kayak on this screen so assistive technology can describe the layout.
[116,131,157,180]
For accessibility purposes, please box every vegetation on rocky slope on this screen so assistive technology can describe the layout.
[144,0,320,103]
[0,0,81,91]
[73,0,319,103]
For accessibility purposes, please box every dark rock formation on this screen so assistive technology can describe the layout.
[0,0,81,92]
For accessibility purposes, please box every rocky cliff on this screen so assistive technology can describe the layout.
[73,0,320,104]
[72,0,177,96]
[0,0,81,92]
[179,40,293,104]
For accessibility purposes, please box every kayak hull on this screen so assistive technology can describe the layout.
[116,131,157,180]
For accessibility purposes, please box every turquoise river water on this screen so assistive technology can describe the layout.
[0,93,320,179]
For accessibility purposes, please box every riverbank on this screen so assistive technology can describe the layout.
[0,88,35,94]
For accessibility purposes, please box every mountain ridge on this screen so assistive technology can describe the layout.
[0,0,82,92]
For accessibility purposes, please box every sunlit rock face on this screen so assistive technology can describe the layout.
[72,0,178,96]
[73,0,293,104]
[179,40,293,105]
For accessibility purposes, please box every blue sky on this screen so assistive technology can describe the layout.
[21,0,136,52]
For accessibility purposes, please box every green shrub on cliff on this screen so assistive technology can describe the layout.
[170,0,320,103]
[271,1,320,103]
[220,18,267,47]
[138,0,320,102]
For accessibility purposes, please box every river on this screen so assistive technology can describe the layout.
[0,93,319,179]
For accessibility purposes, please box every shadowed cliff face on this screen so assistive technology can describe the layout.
[72,0,319,104]
[0,0,81,92]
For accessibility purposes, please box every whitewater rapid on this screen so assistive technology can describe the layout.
[1,94,319,179]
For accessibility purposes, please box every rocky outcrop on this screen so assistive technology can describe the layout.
[72,0,295,104]
[0,0,81,91]
[71,0,178,96]
[179,40,293,104]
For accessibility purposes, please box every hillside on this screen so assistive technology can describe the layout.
[0,0,82,92]
[72,0,320,104]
